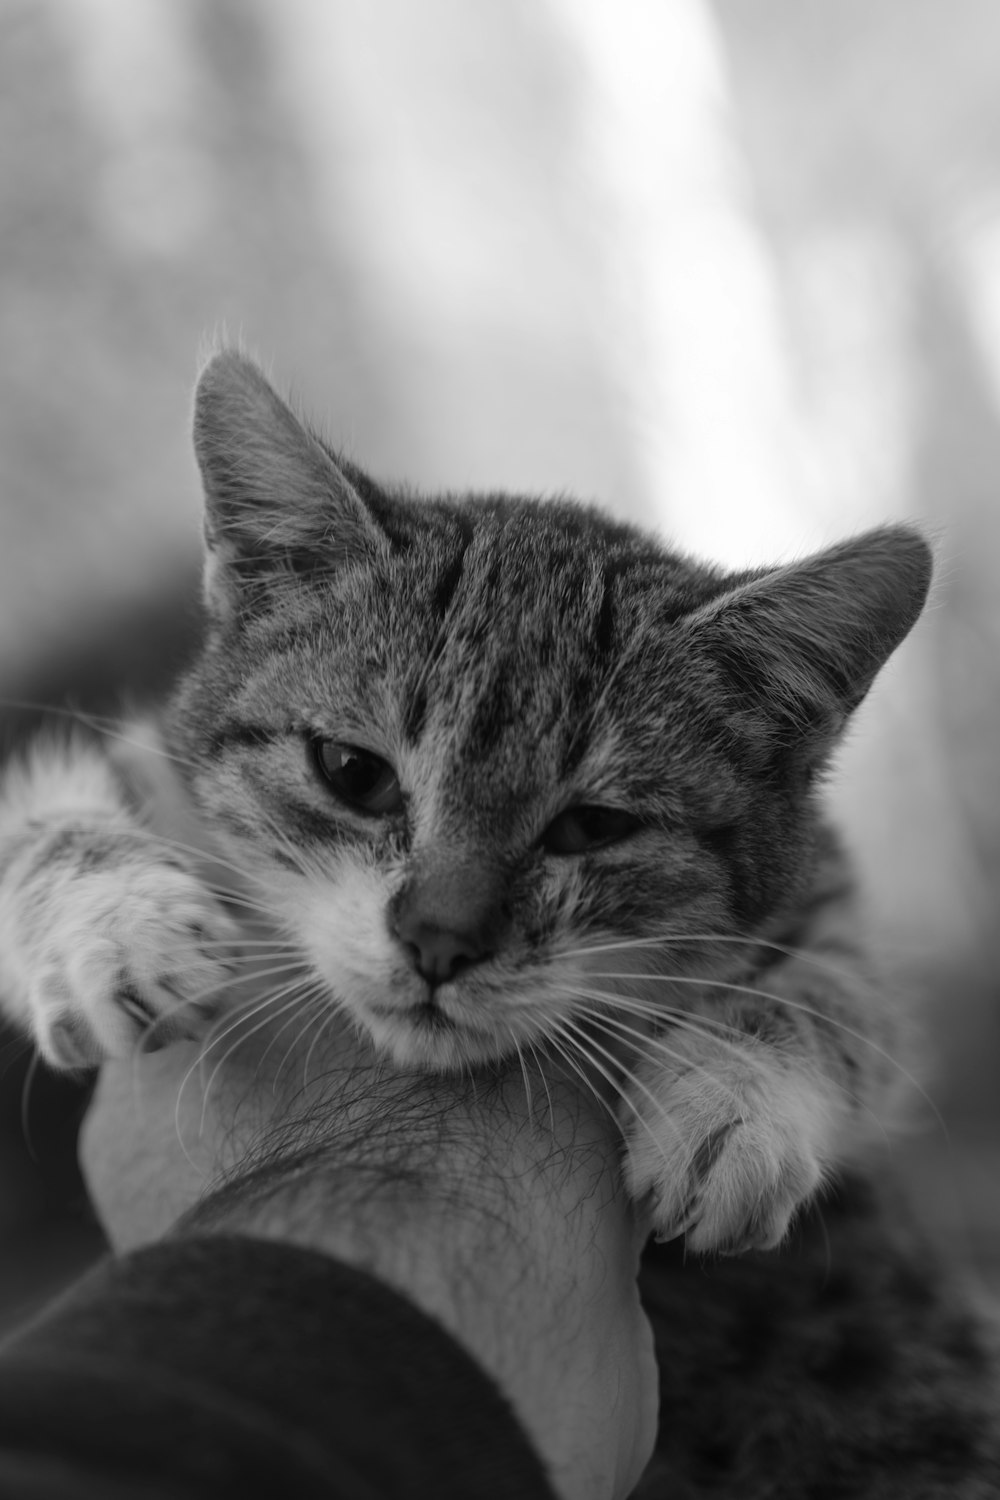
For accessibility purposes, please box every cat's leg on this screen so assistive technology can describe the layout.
[0,734,238,1068]
[622,840,901,1253]
[622,1015,838,1254]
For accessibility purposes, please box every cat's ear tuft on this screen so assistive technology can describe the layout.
[690,527,932,768]
[193,350,386,616]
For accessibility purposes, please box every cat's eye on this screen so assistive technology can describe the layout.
[312,740,404,816]
[541,805,643,855]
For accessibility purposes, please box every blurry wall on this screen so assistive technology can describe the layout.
[0,0,998,1283]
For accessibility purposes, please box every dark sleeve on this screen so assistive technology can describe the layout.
[0,1236,558,1500]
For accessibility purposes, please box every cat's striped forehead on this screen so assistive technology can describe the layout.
[393,510,616,831]
[221,494,702,836]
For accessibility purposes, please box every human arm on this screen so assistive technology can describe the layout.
[70,1010,658,1499]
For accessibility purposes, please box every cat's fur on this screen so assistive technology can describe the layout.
[0,351,932,1253]
[637,1171,1000,1498]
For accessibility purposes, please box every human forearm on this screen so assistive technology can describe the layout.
[181,1068,647,1499]
[0,1234,559,1500]
[82,1019,656,1500]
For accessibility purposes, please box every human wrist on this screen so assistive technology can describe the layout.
[81,1023,656,1500]
[178,1062,609,1362]
[173,1062,644,1500]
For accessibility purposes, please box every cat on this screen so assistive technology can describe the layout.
[0,349,932,1255]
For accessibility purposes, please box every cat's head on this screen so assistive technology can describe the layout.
[171,350,932,1071]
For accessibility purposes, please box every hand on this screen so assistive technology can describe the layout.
[80,1005,658,1500]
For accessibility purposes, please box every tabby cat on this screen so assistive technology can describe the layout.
[0,351,931,1254]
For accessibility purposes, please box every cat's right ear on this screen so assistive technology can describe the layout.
[193,350,386,617]
[684,526,932,772]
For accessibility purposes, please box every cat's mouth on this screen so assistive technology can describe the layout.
[358,989,510,1069]
[368,997,455,1033]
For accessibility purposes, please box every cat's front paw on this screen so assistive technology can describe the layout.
[621,1036,834,1254]
[23,837,239,1069]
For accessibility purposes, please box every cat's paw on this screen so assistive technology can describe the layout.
[621,1035,834,1254]
[24,846,239,1069]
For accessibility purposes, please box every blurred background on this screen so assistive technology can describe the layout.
[1,0,999,1326]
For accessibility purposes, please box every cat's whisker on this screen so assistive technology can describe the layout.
[514,1039,534,1122]
[173,990,312,1160]
[194,939,303,953]
[266,990,332,1091]
[815,1203,834,1283]
[108,829,249,878]
[539,1025,622,1134]
[300,996,349,1090]
[167,977,312,1137]
[569,979,925,1142]
[581,991,910,1154]
[0,700,204,776]
[526,1037,556,1134]
[561,932,724,958]
[549,1017,692,1176]
[0,1028,32,1076]
[586,993,892,1121]
[556,1013,687,1145]
[131,972,308,1083]
[697,979,944,1132]
[4,812,268,910]
[589,1003,882,1143]
[49,821,296,931]
[237,797,340,888]
[176,980,312,1099]
[196,981,327,1131]
[109,961,312,1056]
[198,970,321,1058]
[125,805,321,901]
[18,1049,43,1167]
[166,986,303,1169]
[184,939,305,967]
[579,977,864,1070]
[187,957,311,1007]
[576,966,910,1065]
[565,1005,750,1131]
[575,988,830,1089]
[569,993,750,1055]
[255,817,325,885]
[586,957,885,1007]
[573,938,888,1007]
[561,983,748,1036]
[563,926,886,990]
[114,966,295,1069]
[550,981,749,1056]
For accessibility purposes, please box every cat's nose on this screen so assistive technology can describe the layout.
[396,920,486,986]
[391,855,506,987]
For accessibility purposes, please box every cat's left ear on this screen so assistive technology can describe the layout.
[193,350,387,616]
[687,527,932,766]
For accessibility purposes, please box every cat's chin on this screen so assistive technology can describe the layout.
[357,1001,510,1073]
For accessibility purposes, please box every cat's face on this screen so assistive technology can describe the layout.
[170,353,932,1071]
[177,497,762,1069]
